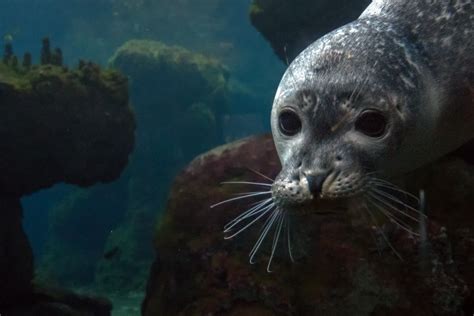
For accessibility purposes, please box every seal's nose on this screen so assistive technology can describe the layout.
[305,170,331,196]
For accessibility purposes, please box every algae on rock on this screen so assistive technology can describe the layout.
[142,135,473,315]
[39,40,232,293]
[0,40,135,315]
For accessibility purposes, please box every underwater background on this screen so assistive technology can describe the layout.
[2,0,473,315]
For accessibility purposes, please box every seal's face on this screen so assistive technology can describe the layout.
[271,55,411,212]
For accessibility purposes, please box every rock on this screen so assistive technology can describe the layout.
[0,54,135,195]
[143,134,473,315]
[38,181,129,286]
[78,40,229,291]
[0,196,113,316]
[1,285,112,316]
[0,197,34,307]
[249,0,370,62]
[37,40,232,293]
[0,41,135,315]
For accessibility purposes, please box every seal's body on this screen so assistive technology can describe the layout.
[271,0,473,206]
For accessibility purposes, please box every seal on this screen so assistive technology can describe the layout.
[217,0,473,270]
[271,0,473,208]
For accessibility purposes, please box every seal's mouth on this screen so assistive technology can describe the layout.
[211,168,427,271]
[271,182,348,216]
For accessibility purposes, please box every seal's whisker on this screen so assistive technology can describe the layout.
[246,167,275,182]
[223,198,273,232]
[224,203,275,239]
[249,207,280,264]
[369,178,420,203]
[367,191,421,223]
[367,193,418,228]
[372,188,423,216]
[210,191,272,208]
[285,212,295,262]
[363,200,403,260]
[368,197,414,229]
[267,209,285,273]
[222,181,273,187]
[367,196,421,237]
[360,208,383,256]
[232,191,272,196]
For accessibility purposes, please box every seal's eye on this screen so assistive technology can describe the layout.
[355,110,387,137]
[279,110,302,136]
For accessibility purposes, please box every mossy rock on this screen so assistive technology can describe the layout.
[0,59,135,196]
[143,135,473,315]
[109,39,228,116]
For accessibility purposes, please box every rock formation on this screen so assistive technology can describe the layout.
[142,134,474,315]
[249,0,370,62]
[0,39,135,315]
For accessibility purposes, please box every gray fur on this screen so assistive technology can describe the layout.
[271,0,473,207]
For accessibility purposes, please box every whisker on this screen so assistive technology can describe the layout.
[247,167,275,182]
[249,208,280,264]
[370,188,426,218]
[370,178,420,202]
[360,208,383,256]
[222,181,272,187]
[367,196,420,237]
[286,213,295,262]
[224,204,275,239]
[223,198,273,232]
[368,191,420,223]
[232,191,272,196]
[363,200,403,260]
[267,210,285,273]
[210,192,273,208]
[372,188,426,222]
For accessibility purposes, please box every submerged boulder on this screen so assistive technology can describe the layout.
[77,40,230,292]
[0,53,135,195]
[249,0,370,62]
[39,40,233,294]
[0,40,135,315]
[143,134,474,315]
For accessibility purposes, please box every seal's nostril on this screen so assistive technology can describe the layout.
[306,171,331,195]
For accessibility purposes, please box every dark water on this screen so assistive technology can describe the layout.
[1,0,284,314]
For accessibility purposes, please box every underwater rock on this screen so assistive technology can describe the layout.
[109,39,228,148]
[249,0,370,62]
[0,43,135,195]
[143,134,473,315]
[94,205,155,292]
[0,196,113,316]
[0,197,34,307]
[1,284,112,316]
[109,39,229,190]
[67,39,230,291]
[38,181,129,287]
[37,39,230,294]
[0,40,135,315]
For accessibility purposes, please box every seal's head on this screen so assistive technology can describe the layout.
[270,19,436,212]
